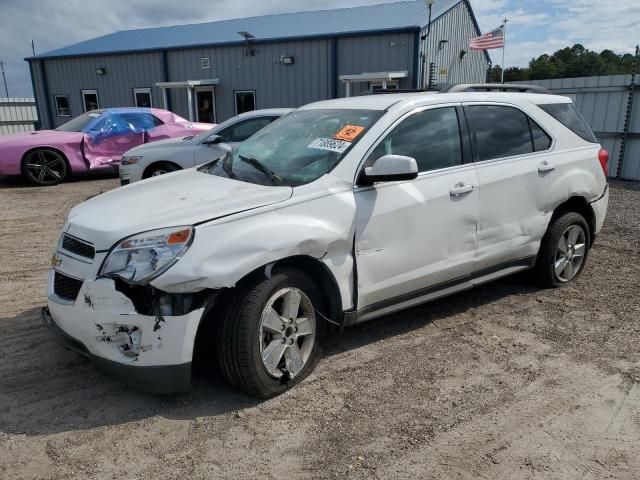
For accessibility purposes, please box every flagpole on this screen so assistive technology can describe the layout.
[501,18,508,84]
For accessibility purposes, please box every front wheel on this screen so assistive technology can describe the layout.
[534,211,590,288]
[145,162,180,178]
[217,269,325,398]
[22,149,68,186]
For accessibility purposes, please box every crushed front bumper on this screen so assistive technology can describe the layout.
[46,274,206,394]
[42,307,192,394]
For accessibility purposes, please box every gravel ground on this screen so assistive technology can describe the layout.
[0,175,639,480]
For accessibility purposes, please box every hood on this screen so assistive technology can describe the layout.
[127,135,199,154]
[66,168,293,249]
[0,130,83,147]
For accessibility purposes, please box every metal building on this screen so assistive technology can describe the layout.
[26,0,489,129]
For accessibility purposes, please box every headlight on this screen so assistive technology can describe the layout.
[99,226,193,284]
[121,156,142,165]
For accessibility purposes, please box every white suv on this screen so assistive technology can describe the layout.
[44,85,609,398]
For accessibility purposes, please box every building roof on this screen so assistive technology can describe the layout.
[30,0,466,60]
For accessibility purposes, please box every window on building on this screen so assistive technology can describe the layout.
[54,95,71,117]
[218,116,279,143]
[464,105,535,162]
[235,90,256,115]
[81,90,100,112]
[133,88,153,108]
[369,107,462,173]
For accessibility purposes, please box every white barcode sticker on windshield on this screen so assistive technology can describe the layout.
[308,137,351,153]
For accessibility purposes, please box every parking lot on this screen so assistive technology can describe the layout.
[1,175,639,479]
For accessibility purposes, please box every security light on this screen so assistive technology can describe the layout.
[95,67,106,75]
[280,55,295,65]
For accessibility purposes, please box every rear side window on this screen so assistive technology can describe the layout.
[464,105,534,161]
[538,103,597,143]
[369,107,462,173]
[529,119,552,151]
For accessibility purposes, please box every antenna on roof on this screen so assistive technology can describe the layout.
[238,31,256,56]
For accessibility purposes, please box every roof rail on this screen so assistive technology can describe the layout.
[440,83,553,94]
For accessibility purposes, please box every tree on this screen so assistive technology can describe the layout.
[487,44,638,82]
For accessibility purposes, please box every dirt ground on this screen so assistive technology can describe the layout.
[1,175,639,480]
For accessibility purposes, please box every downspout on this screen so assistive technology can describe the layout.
[161,50,171,111]
[39,61,53,129]
[27,61,43,130]
[331,38,338,99]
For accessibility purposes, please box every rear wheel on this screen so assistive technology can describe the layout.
[217,269,325,398]
[22,149,68,186]
[145,162,180,178]
[534,212,590,288]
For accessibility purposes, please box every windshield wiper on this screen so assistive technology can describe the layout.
[238,155,284,185]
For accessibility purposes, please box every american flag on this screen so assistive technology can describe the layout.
[469,26,505,50]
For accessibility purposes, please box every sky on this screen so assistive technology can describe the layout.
[0,0,638,98]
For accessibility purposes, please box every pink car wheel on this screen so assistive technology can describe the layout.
[22,149,68,186]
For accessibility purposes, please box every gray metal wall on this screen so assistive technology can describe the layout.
[336,32,417,97]
[519,75,640,180]
[0,98,38,135]
[166,38,332,121]
[37,52,166,129]
[29,3,487,129]
[418,1,487,88]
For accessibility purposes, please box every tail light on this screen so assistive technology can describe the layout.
[598,148,609,177]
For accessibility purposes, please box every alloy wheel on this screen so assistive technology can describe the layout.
[259,287,316,379]
[25,150,66,185]
[554,224,586,282]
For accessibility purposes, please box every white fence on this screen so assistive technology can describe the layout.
[0,98,38,135]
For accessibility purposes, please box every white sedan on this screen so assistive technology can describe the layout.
[118,108,292,184]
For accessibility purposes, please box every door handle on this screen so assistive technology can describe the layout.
[450,183,474,197]
[538,161,556,173]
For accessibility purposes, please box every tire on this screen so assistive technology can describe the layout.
[217,268,326,398]
[21,149,68,186]
[145,162,180,178]
[534,211,591,288]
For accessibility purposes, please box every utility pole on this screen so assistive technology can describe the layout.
[0,61,9,98]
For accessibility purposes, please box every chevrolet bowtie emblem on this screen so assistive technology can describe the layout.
[51,254,62,268]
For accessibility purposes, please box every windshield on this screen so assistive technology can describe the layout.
[55,111,104,132]
[198,109,382,186]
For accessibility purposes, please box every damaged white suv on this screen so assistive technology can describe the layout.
[44,85,609,398]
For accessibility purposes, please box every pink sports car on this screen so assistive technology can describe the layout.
[0,108,214,186]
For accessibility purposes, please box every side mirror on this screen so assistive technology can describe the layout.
[361,154,418,184]
[202,134,223,145]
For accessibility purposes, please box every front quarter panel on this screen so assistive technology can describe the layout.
[151,179,358,310]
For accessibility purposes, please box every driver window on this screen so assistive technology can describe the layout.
[218,117,277,143]
[369,107,462,173]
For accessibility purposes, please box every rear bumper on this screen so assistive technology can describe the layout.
[42,306,192,394]
[590,184,609,236]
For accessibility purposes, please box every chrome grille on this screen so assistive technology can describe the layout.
[53,272,83,302]
[61,234,95,260]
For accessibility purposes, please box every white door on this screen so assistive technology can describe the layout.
[354,106,479,311]
[463,103,554,271]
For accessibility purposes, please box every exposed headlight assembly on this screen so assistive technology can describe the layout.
[120,156,142,165]
[99,226,193,284]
